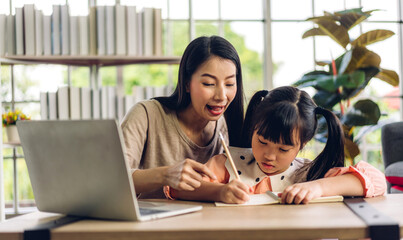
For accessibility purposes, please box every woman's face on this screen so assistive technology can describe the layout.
[251,130,301,176]
[187,56,237,121]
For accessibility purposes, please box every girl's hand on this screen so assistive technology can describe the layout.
[165,159,217,191]
[280,181,324,204]
[219,179,251,204]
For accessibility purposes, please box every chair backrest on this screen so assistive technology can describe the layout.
[381,121,403,168]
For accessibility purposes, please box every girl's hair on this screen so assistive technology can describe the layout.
[155,36,245,146]
[240,86,344,181]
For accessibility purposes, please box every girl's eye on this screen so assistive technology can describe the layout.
[258,139,266,145]
[279,148,290,153]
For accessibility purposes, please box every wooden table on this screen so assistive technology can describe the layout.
[0,194,402,240]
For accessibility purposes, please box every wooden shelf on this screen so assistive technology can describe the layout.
[3,142,21,148]
[0,55,181,67]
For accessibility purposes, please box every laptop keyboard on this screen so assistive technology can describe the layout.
[139,208,169,216]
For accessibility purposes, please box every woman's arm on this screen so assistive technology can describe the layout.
[132,159,218,194]
[170,179,251,204]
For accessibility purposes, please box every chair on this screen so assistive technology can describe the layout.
[381,121,403,193]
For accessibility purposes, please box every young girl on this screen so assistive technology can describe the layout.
[165,86,386,204]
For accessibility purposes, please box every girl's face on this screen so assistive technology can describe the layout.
[187,56,237,121]
[251,130,301,176]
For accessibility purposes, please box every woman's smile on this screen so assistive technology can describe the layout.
[206,105,225,116]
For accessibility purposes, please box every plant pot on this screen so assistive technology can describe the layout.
[5,125,20,143]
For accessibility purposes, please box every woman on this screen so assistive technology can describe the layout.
[121,36,245,198]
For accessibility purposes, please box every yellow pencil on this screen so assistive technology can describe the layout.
[218,132,241,180]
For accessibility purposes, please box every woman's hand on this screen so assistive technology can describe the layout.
[165,159,217,191]
[218,179,251,204]
[280,181,324,204]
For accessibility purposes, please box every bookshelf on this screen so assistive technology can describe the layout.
[0,54,181,220]
[0,56,181,67]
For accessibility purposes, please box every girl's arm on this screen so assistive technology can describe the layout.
[280,174,363,204]
[281,161,387,204]
[169,179,251,204]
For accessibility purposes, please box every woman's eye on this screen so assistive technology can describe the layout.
[202,83,214,86]
[226,83,235,87]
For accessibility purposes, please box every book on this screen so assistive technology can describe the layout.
[35,10,43,56]
[136,10,143,56]
[81,87,92,120]
[40,92,48,120]
[0,14,6,56]
[69,16,79,56]
[60,5,70,56]
[107,86,116,119]
[15,7,24,55]
[115,4,126,56]
[124,95,135,115]
[48,92,57,120]
[23,4,36,56]
[117,95,125,121]
[6,14,16,55]
[132,85,145,103]
[101,86,108,119]
[105,5,115,55]
[126,5,137,56]
[79,16,89,55]
[52,5,61,55]
[92,88,101,119]
[89,7,97,56]
[153,8,162,56]
[142,8,154,56]
[57,86,70,120]
[43,15,52,55]
[69,86,81,120]
[215,191,344,207]
[96,5,106,55]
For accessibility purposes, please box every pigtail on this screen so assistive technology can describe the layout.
[239,90,269,148]
[306,107,345,181]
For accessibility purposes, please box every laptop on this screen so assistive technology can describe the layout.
[16,120,202,221]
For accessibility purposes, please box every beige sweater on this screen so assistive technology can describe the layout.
[121,99,228,198]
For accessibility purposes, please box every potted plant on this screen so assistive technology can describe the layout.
[293,8,399,164]
[2,110,30,143]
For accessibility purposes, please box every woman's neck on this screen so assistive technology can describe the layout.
[177,107,216,147]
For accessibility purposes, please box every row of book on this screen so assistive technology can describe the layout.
[40,85,172,122]
[0,4,162,57]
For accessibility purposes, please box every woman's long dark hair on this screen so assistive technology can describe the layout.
[155,36,245,146]
[240,86,344,181]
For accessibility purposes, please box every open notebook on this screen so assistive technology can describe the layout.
[215,191,344,207]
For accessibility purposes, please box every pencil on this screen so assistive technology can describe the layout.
[218,132,241,180]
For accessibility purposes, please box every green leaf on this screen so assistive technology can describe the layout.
[313,90,341,109]
[338,50,353,75]
[293,71,329,86]
[302,28,327,39]
[342,67,380,99]
[351,30,395,47]
[309,18,350,48]
[346,46,381,73]
[375,68,399,87]
[339,71,365,89]
[341,99,381,126]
